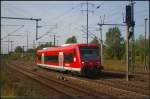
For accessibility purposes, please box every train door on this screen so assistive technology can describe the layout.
[59,52,64,69]
[42,53,44,64]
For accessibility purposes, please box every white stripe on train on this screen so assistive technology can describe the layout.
[37,63,81,72]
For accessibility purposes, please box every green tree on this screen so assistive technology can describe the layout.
[134,35,149,63]
[104,27,125,60]
[27,48,36,54]
[37,42,53,49]
[65,36,77,44]
[15,46,23,53]
[90,36,100,46]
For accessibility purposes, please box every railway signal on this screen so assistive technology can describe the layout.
[144,18,148,72]
[125,0,135,81]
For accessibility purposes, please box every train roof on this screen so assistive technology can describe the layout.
[37,43,99,52]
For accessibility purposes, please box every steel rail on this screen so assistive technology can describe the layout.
[9,60,149,98]
[6,62,110,98]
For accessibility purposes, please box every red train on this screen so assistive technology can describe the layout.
[36,44,103,77]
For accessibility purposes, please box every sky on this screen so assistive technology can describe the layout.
[1,1,149,54]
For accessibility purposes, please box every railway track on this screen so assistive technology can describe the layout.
[14,60,149,93]
[64,75,149,98]
[74,76,149,95]
[7,60,149,98]
[3,62,64,98]
[6,61,111,98]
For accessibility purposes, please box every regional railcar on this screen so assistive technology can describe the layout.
[36,44,103,76]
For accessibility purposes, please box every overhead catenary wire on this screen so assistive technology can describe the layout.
[1,25,25,27]
[37,4,81,42]
[2,2,32,18]
[58,14,81,33]
[41,4,81,26]
[1,3,24,17]
[1,25,24,40]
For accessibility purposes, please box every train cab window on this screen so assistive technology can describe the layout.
[79,46,100,60]
[74,49,76,56]
[64,53,73,63]
[38,55,41,61]
[44,55,58,63]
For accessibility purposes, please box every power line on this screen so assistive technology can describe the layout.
[58,14,81,33]
[42,4,81,26]
[1,25,25,27]
[96,2,105,9]
[1,25,24,40]
[3,2,32,17]
[1,17,42,40]
[37,24,57,40]
[1,3,24,17]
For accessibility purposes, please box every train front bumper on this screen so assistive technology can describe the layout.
[81,65,102,77]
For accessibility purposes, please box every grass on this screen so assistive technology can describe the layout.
[1,71,17,98]
[103,60,126,72]
[103,59,148,73]
[1,67,47,98]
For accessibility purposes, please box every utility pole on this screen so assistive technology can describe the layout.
[149,19,150,73]
[10,41,13,52]
[87,1,89,44]
[98,15,105,65]
[126,25,129,81]
[33,40,35,49]
[57,40,59,46]
[125,0,135,81]
[49,34,60,47]
[7,34,23,52]
[54,34,56,47]
[1,40,14,53]
[144,18,148,71]
[36,20,39,40]
[8,37,9,54]
[81,1,94,44]
[27,31,29,51]
[99,24,103,65]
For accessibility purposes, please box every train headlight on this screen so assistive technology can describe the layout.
[73,57,76,62]
[81,61,85,64]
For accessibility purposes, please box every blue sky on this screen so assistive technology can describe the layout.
[1,1,149,54]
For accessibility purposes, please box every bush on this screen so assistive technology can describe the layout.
[8,52,21,60]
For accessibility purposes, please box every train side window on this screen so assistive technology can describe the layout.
[44,55,58,63]
[38,55,41,61]
[64,53,73,63]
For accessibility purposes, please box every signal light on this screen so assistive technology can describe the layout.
[126,5,131,26]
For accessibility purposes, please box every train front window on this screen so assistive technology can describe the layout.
[79,46,100,60]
